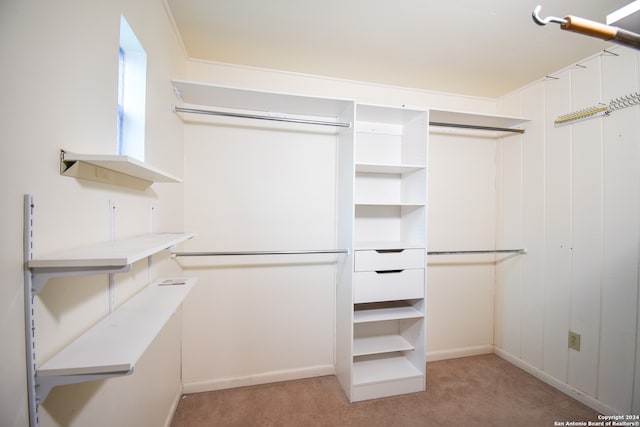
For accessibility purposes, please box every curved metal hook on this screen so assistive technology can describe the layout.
[532,5,568,26]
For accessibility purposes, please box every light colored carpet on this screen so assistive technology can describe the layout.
[171,354,600,426]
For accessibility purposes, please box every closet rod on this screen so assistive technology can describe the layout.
[429,122,525,134]
[532,5,640,51]
[173,106,351,128]
[428,249,526,255]
[172,249,349,257]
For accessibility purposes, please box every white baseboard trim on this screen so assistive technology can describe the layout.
[494,347,620,415]
[182,364,336,395]
[426,345,494,362]
[164,385,184,427]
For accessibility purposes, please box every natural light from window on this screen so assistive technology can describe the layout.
[118,15,147,161]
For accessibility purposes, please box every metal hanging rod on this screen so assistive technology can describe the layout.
[172,249,350,257]
[428,249,526,255]
[173,106,352,128]
[429,122,525,134]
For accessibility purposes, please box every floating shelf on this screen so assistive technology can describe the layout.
[60,151,182,190]
[38,277,197,378]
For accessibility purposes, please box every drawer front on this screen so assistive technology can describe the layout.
[354,269,424,303]
[354,249,425,272]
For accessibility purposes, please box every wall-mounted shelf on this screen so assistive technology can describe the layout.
[60,150,182,190]
[23,194,197,426]
[172,80,353,119]
[36,277,197,399]
[429,109,529,134]
[28,232,196,294]
[29,232,195,270]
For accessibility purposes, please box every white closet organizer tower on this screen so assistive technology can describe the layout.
[336,104,429,402]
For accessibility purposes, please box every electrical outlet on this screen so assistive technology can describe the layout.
[568,331,581,351]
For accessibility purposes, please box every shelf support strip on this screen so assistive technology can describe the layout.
[24,194,39,427]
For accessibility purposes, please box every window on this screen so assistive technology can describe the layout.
[117,16,147,161]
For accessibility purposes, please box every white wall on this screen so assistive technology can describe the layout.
[179,115,340,391]
[496,45,640,415]
[427,129,499,360]
[0,1,186,426]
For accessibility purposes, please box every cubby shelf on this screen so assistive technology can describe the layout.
[355,163,425,174]
[352,356,423,385]
[353,335,415,356]
[353,306,423,323]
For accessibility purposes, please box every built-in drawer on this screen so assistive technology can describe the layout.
[354,269,424,303]
[354,249,425,272]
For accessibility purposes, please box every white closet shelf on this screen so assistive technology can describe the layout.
[28,232,195,269]
[38,277,197,377]
[353,334,414,356]
[355,202,426,207]
[429,109,528,132]
[355,163,425,174]
[172,79,353,119]
[353,356,423,385]
[354,306,423,323]
[60,151,182,189]
[354,241,425,251]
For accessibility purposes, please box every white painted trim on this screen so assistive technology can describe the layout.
[185,57,497,104]
[164,386,183,427]
[426,345,494,362]
[494,347,621,415]
[182,365,336,394]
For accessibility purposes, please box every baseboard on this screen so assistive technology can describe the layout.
[426,345,494,362]
[494,347,620,415]
[182,364,336,395]
[164,384,184,427]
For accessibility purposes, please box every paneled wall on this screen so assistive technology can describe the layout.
[496,45,640,414]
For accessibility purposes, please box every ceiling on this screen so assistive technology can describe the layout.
[166,0,633,98]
